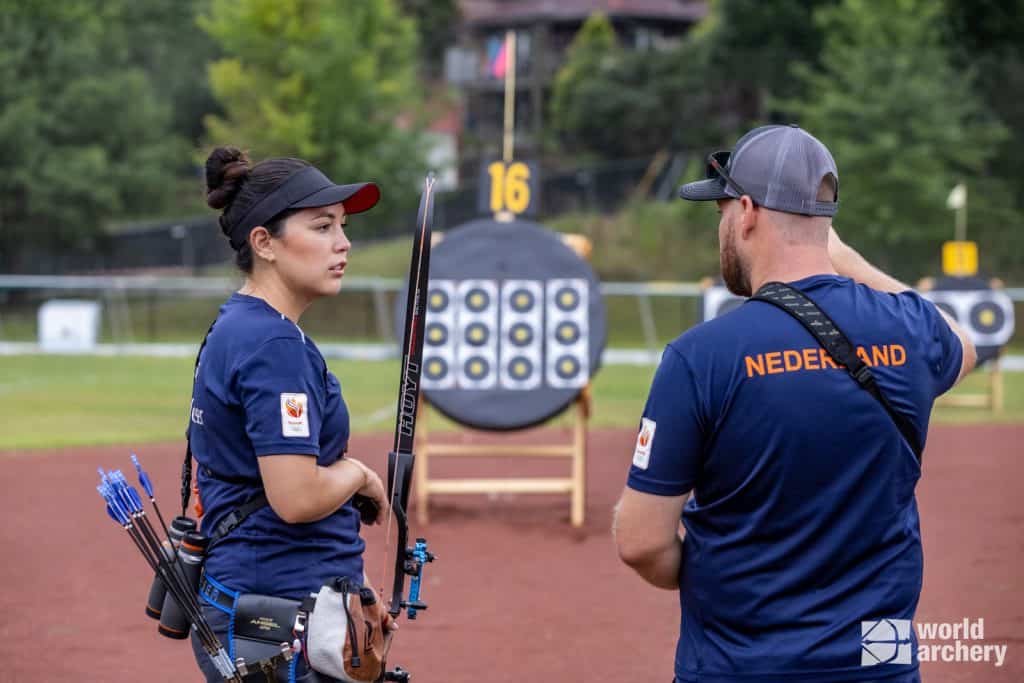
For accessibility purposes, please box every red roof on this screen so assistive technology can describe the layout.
[461,0,707,26]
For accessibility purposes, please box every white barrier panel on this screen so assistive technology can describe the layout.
[37,300,101,352]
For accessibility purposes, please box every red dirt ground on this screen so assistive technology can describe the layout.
[1,424,1021,682]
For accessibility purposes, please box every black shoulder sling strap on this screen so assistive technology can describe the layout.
[749,281,924,460]
[181,320,268,546]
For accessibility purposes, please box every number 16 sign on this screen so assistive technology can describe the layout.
[478,160,539,217]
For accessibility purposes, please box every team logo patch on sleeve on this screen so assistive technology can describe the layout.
[632,417,656,469]
[280,393,309,437]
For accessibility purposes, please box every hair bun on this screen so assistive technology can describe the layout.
[205,146,251,210]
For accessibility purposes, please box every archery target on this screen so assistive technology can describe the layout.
[546,279,589,389]
[701,285,746,321]
[455,280,499,390]
[924,276,1015,366]
[500,280,544,390]
[396,217,606,431]
[422,280,457,390]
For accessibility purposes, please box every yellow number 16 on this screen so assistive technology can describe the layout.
[488,161,531,214]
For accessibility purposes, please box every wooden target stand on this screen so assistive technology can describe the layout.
[413,233,594,528]
[937,354,1004,413]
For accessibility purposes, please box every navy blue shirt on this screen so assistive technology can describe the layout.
[189,293,364,599]
[627,276,962,682]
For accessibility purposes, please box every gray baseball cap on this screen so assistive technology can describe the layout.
[678,124,839,217]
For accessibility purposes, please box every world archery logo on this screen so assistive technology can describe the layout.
[285,397,303,419]
[862,619,913,666]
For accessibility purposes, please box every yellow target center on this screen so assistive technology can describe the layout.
[515,294,530,309]
[428,360,443,375]
[560,359,576,374]
[470,361,484,376]
[979,309,996,326]
[469,294,484,308]
[513,362,527,376]
[515,328,528,341]
[560,292,576,307]
[429,328,443,342]
[430,293,444,308]
[470,327,484,342]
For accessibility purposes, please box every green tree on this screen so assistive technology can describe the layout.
[115,0,222,145]
[549,13,622,160]
[199,0,427,234]
[704,0,840,123]
[399,0,459,80]
[943,1,1024,197]
[549,13,717,161]
[0,0,187,271]
[784,0,1010,276]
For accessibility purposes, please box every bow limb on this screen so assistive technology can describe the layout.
[387,451,414,617]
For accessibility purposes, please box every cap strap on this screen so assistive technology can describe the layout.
[228,166,329,249]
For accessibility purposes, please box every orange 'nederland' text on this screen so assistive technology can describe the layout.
[744,344,906,378]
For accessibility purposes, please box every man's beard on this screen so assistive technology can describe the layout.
[720,222,752,297]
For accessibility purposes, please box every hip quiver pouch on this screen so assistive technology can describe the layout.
[307,577,393,682]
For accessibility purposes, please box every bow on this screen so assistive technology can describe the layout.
[383,174,437,623]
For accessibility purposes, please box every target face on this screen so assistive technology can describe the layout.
[419,280,457,390]
[395,218,606,430]
[924,276,1015,366]
[701,285,746,321]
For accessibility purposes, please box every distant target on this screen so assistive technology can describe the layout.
[934,301,958,321]
[970,301,1005,334]
[507,357,534,380]
[555,322,581,345]
[701,284,747,321]
[426,323,448,346]
[428,289,449,312]
[555,355,582,380]
[465,288,490,312]
[510,288,536,312]
[424,358,448,381]
[555,287,580,312]
[509,323,534,347]
[924,275,1015,367]
[464,356,490,380]
[464,323,490,347]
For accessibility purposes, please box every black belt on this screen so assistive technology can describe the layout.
[199,574,239,612]
[200,575,317,618]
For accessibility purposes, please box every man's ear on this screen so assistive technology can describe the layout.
[738,195,758,240]
[249,226,275,263]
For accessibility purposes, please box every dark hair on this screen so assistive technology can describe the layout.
[204,146,309,273]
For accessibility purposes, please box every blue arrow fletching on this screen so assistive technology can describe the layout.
[106,503,127,526]
[127,486,144,513]
[130,453,154,497]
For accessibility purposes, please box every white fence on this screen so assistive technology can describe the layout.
[1,275,1021,367]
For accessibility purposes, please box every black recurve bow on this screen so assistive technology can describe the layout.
[385,174,436,622]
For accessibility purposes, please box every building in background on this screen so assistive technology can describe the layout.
[445,0,707,176]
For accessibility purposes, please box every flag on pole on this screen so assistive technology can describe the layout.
[946,183,966,210]
[487,35,508,79]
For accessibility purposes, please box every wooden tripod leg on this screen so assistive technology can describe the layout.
[991,357,1004,414]
[570,395,587,528]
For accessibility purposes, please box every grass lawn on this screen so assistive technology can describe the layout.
[0,355,1019,451]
